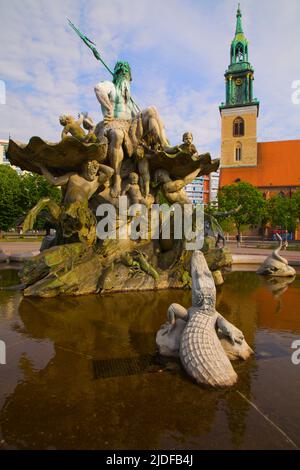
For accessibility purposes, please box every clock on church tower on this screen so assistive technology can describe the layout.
[219,5,259,168]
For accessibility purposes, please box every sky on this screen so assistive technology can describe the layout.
[1,0,300,157]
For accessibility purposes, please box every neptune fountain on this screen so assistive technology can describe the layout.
[6,21,253,387]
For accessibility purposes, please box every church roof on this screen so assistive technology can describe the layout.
[220,140,300,188]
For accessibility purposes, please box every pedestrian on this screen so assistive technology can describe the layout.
[236,233,241,247]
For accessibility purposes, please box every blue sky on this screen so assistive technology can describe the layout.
[1,0,300,156]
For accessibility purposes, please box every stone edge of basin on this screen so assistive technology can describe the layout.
[0,251,41,263]
[2,251,300,267]
[232,254,300,267]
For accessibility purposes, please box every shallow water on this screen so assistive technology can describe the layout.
[0,267,300,450]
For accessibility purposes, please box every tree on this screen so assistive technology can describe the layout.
[259,201,273,241]
[218,182,266,235]
[0,165,23,231]
[291,190,300,220]
[0,165,61,231]
[19,173,61,229]
[20,173,61,213]
[267,193,299,234]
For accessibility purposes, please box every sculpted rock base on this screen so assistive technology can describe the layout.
[21,243,101,297]
[212,270,224,286]
[19,236,232,298]
[202,237,232,271]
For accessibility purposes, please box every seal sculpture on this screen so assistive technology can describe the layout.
[257,233,296,277]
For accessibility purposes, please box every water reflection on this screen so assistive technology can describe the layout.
[261,276,296,314]
[0,270,299,449]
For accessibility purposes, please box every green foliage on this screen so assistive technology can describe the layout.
[267,193,299,232]
[217,184,300,237]
[218,217,236,235]
[292,189,300,221]
[0,165,61,231]
[20,173,61,212]
[204,202,236,233]
[218,182,266,234]
[0,165,23,231]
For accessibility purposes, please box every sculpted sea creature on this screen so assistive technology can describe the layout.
[257,234,296,277]
[156,251,253,387]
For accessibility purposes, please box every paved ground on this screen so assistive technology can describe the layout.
[229,244,300,263]
[0,241,41,254]
[1,240,300,259]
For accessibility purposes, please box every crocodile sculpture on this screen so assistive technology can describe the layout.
[156,251,253,387]
[257,233,296,277]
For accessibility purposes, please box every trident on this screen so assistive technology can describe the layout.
[67,19,141,113]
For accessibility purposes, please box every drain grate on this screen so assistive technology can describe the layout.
[92,354,164,380]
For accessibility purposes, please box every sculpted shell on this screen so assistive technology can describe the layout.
[7,136,108,175]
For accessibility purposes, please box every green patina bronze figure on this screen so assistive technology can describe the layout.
[68,19,140,114]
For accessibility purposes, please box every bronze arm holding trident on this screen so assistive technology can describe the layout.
[67,19,141,114]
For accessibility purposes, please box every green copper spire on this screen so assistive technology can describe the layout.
[235,4,243,36]
[219,4,259,114]
[230,4,248,64]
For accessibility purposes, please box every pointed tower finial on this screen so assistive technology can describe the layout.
[236,3,243,35]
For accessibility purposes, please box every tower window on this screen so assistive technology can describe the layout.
[236,43,244,62]
[235,142,242,162]
[233,117,244,136]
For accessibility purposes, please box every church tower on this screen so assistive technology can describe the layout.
[220,5,259,168]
